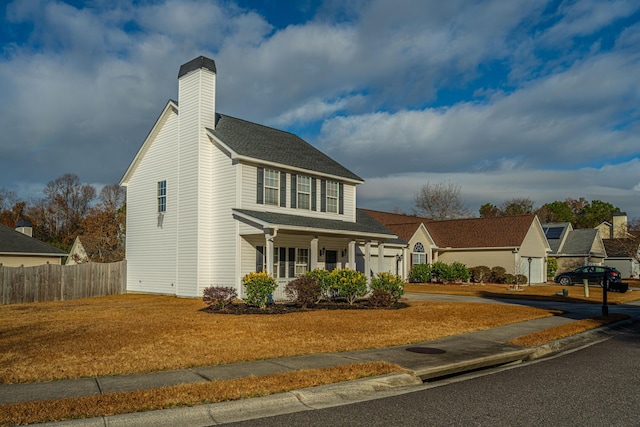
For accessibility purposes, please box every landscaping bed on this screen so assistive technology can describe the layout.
[202,299,408,315]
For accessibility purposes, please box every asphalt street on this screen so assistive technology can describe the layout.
[225,321,640,427]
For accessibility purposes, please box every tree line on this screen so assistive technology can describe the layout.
[413,181,639,230]
[0,173,125,263]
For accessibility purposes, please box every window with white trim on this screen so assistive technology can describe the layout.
[296,248,309,276]
[412,242,426,265]
[297,175,311,210]
[326,180,338,213]
[264,169,279,206]
[157,180,166,213]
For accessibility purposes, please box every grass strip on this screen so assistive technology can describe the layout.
[0,361,404,426]
[508,314,630,347]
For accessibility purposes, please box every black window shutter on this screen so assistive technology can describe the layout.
[279,247,286,277]
[321,179,326,212]
[339,183,344,214]
[257,167,264,204]
[311,178,317,211]
[256,245,264,272]
[280,172,286,207]
[288,248,296,277]
[291,174,297,208]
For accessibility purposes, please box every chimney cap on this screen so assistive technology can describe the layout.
[613,212,627,217]
[178,56,217,78]
[16,219,32,228]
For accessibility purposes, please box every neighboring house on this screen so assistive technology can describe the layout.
[66,235,125,265]
[0,222,67,267]
[66,236,95,265]
[596,213,639,279]
[543,222,607,273]
[363,210,550,283]
[120,56,397,298]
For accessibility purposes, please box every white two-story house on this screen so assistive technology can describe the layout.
[120,56,397,298]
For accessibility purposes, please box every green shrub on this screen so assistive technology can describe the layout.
[547,257,557,279]
[306,268,337,299]
[504,273,515,284]
[450,262,470,282]
[202,286,237,310]
[243,271,277,309]
[409,263,432,283]
[469,266,491,283]
[490,266,507,283]
[370,272,405,304]
[432,261,454,283]
[331,268,368,304]
[285,276,322,307]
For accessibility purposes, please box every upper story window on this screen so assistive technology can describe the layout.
[157,180,167,213]
[297,175,311,210]
[264,169,279,206]
[412,242,426,265]
[326,180,338,213]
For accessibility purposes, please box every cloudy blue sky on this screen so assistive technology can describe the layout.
[1,0,639,219]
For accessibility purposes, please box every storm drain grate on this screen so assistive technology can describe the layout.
[405,347,446,355]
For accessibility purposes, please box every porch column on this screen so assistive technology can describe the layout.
[402,246,410,279]
[378,242,385,274]
[265,233,274,276]
[347,240,356,270]
[364,241,372,280]
[310,237,319,271]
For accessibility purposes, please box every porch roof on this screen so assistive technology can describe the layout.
[233,209,401,242]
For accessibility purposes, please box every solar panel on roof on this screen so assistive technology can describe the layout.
[543,227,564,239]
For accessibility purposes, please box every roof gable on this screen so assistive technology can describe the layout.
[559,228,604,256]
[207,114,363,182]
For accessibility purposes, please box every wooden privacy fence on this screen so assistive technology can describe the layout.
[1,261,126,305]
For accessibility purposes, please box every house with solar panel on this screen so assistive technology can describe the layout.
[543,222,607,273]
[120,57,398,298]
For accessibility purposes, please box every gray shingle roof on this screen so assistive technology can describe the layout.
[208,114,363,182]
[542,222,571,253]
[0,225,67,256]
[233,208,398,239]
[559,229,603,256]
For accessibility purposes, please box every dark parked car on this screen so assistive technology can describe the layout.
[554,266,622,287]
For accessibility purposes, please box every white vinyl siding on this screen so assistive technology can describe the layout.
[125,110,179,295]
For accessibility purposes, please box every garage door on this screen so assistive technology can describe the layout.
[520,257,544,284]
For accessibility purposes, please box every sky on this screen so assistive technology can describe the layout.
[1,0,639,220]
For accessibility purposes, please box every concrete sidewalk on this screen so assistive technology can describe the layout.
[3,293,640,426]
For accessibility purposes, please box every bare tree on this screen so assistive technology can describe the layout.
[414,181,471,220]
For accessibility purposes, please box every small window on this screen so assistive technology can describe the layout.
[264,169,279,206]
[412,242,426,265]
[297,175,311,210]
[296,248,309,276]
[157,180,166,213]
[326,181,338,213]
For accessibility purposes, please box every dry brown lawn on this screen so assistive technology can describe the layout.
[405,282,640,304]
[0,362,401,426]
[508,313,630,347]
[0,294,557,384]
